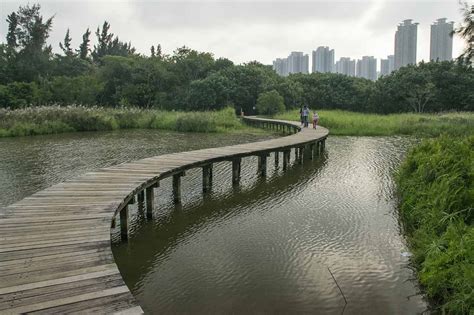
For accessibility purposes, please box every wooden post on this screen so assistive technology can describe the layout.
[202,164,213,193]
[146,182,158,220]
[274,151,279,167]
[257,153,268,177]
[232,158,241,185]
[295,147,299,161]
[173,172,185,204]
[138,190,144,203]
[283,150,290,170]
[309,143,315,160]
[297,147,304,164]
[321,139,326,151]
[120,206,129,241]
[304,145,311,160]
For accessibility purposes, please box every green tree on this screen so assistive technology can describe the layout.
[59,29,74,57]
[256,90,285,115]
[77,28,91,60]
[150,45,155,58]
[5,4,54,82]
[187,72,231,110]
[454,2,473,65]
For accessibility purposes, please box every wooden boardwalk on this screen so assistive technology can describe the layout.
[0,117,328,314]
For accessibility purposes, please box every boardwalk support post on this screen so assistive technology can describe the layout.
[297,147,304,164]
[274,151,279,167]
[283,150,290,170]
[232,158,241,185]
[173,171,185,204]
[120,201,132,241]
[138,190,144,203]
[202,164,213,193]
[146,182,158,220]
[257,153,268,177]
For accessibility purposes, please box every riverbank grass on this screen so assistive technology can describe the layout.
[0,106,268,137]
[396,135,473,313]
[274,110,474,137]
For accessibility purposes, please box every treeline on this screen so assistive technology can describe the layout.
[0,4,473,114]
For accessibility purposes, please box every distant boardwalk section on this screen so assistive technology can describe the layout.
[0,117,328,314]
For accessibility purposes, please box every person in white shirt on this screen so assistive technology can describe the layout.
[312,112,319,129]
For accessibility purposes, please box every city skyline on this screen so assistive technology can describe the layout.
[273,15,456,78]
[0,1,466,66]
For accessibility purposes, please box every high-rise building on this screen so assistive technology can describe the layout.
[335,57,356,76]
[272,52,308,76]
[288,52,309,74]
[430,18,454,61]
[388,55,395,72]
[356,56,377,80]
[380,55,395,76]
[394,19,418,70]
[312,46,335,73]
[380,59,390,76]
[272,58,288,76]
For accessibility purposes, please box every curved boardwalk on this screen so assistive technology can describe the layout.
[0,117,328,314]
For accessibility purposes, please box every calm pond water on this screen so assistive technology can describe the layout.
[0,129,275,206]
[0,130,426,314]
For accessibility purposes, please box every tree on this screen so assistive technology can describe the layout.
[454,2,474,65]
[59,29,74,57]
[150,45,155,58]
[6,12,18,50]
[77,28,91,60]
[4,4,54,81]
[92,21,113,61]
[405,82,435,113]
[92,22,136,62]
[256,90,285,116]
[156,44,163,59]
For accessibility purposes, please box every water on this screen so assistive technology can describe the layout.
[0,129,275,206]
[0,131,426,314]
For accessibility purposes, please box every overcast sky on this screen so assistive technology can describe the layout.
[0,0,469,67]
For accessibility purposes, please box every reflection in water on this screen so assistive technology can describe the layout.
[112,136,426,314]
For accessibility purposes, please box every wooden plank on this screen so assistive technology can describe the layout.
[4,286,132,314]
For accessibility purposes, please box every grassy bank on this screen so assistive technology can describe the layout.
[0,106,266,137]
[396,136,473,313]
[274,110,474,137]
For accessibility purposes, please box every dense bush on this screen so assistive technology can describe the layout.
[396,136,474,314]
[256,90,285,116]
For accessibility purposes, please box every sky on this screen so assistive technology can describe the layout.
[0,0,469,68]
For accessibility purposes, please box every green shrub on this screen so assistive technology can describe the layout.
[256,90,285,116]
[396,135,474,313]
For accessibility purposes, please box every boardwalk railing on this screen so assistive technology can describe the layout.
[0,117,328,314]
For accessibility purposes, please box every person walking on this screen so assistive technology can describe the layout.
[302,105,310,127]
[312,111,319,129]
[299,106,304,127]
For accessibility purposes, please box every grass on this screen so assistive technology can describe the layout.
[274,110,474,137]
[396,135,473,314]
[0,106,270,137]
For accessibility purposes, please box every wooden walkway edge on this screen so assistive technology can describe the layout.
[0,117,328,314]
